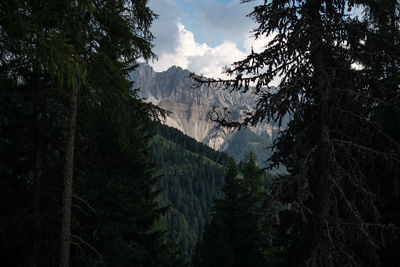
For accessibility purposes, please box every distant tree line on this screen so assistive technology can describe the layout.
[150,128,228,255]
[154,123,230,165]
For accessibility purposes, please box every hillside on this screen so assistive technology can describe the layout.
[150,124,230,255]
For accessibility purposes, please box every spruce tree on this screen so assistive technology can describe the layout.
[238,152,270,266]
[194,155,275,267]
[360,1,400,264]
[192,1,400,266]
[193,159,239,267]
[1,0,186,266]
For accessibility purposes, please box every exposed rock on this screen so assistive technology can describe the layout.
[130,63,281,163]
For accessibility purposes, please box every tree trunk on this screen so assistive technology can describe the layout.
[307,2,333,265]
[30,59,44,267]
[30,97,43,267]
[59,72,79,267]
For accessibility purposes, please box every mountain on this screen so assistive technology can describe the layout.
[130,63,282,166]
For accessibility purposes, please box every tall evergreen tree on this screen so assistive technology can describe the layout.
[360,1,400,264]
[72,90,180,266]
[192,1,400,266]
[1,0,186,266]
[238,152,271,266]
[0,1,72,265]
[193,159,239,267]
[194,154,275,267]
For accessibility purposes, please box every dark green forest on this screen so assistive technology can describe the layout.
[1,0,400,267]
[193,153,276,267]
[0,0,184,266]
[151,123,229,255]
[151,124,274,256]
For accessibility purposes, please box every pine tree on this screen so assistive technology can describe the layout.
[194,159,239,267]
[0,1,72,265]
[1,0,187,266]
[57,1,157,264]
[192,1,400,266]
[194,155,276,267]
[238,152,271,266]
[360,1,400,264]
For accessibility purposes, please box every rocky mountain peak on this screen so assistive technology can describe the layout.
[130,63,280,163]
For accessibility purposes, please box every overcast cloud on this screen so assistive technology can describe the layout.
[149,0,180,55]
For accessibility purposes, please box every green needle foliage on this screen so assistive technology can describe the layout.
[151,123,229,256]
[0,0,185,266]
[192,1,400,266]
[194,153,278,267]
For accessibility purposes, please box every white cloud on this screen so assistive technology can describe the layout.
[150,23,245,77]
[151,23,208,71]
[243,33,275,54]
[150,22,281,86]
[188,40,247,78]
[243,32,282,87]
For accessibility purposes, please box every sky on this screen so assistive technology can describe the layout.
[147,0,270,79]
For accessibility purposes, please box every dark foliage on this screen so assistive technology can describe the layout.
[191,1,400,266]
[0,0,186,266]
[150,125,230,255]
[194,153,279,267]
[154,123,230,165]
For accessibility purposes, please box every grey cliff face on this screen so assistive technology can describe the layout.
[130,63,279,156]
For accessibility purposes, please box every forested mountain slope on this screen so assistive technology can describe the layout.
[150,124,231,255]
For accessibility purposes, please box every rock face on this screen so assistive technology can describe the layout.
[130,63,280,163]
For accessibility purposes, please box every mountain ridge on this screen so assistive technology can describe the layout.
[130,63,280,165]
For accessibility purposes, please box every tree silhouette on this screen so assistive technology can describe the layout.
[191,1,400,266]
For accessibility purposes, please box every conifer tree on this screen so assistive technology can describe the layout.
[238,152,270,266]
[1,0,187,266]
[360,1,400,263]
[194,155,275,267]
[192,1,400,266]
[194,159,239,267]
